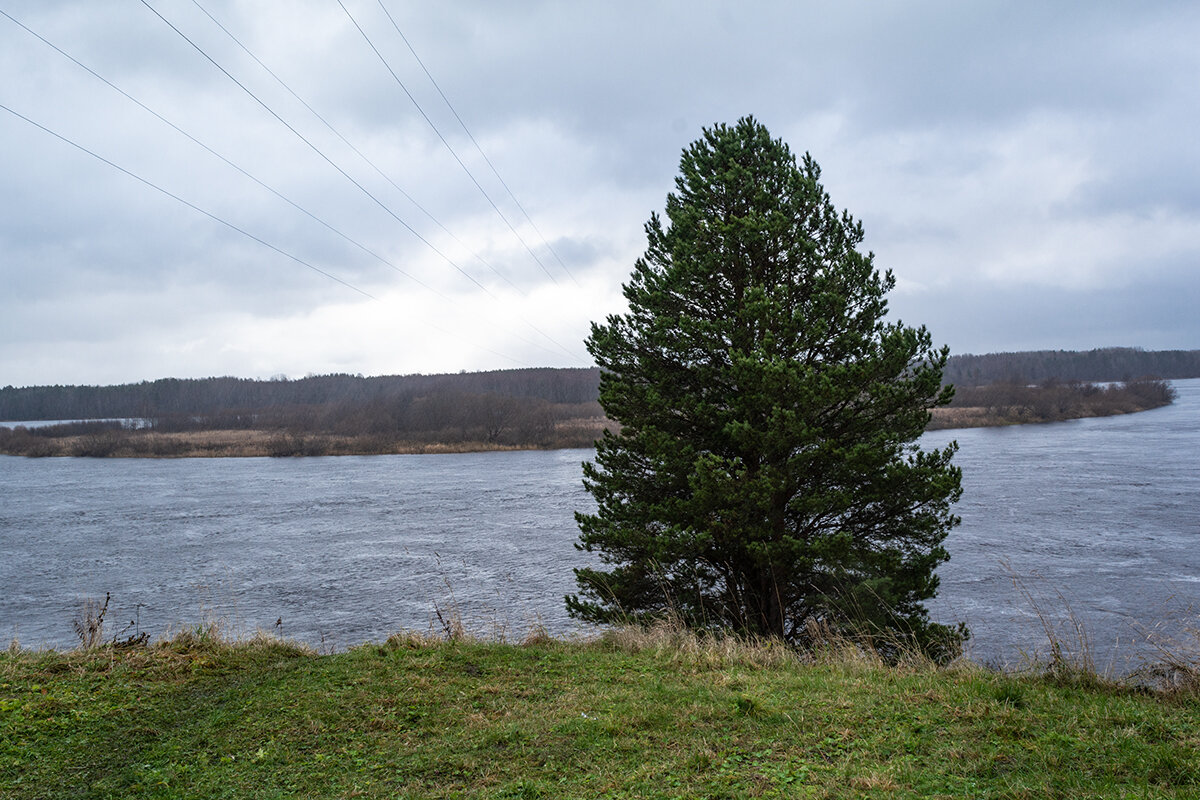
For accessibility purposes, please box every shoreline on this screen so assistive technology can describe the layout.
[925,394,1174,430]
[0,396,1175,458]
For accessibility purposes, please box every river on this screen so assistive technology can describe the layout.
[2,380,1197,671]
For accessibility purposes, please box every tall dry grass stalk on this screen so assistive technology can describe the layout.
[1131,602,1200,693]
[72,592,110,649]
[1004,564,1200,692]
[598,618,802,669]
[1005,568,1098,680]
[591,613,924,672]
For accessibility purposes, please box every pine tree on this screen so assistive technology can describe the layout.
[567,117,964,658]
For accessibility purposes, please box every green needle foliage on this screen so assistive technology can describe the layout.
[568,117,964,658]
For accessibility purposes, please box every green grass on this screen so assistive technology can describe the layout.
[2,627,1198,799]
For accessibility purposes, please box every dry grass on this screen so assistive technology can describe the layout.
[928,406,1006,428]
[1132,606,1200,693]
[927,404,1145,430]
[1,415,611,458]
[597,618,806,669]
[72,592,110,649]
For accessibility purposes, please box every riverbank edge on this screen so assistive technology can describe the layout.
[3,626,1198,797]
[924,393,1174,430]
[0,395,1175,458]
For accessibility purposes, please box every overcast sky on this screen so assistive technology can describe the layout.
[2,1,1198,387]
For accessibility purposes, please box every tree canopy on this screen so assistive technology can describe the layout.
[567,117,964,657]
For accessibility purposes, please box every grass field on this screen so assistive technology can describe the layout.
[3,625,1198,799]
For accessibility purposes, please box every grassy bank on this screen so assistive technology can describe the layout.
[3,627,1198,798]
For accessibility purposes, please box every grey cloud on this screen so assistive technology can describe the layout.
[892,274,1200,356]
[541,235,611,274]
[2,1,1199,385]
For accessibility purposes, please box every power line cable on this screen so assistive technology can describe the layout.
[336,0,569,287]
[138,0,495,298]
[146,0,587,368]
[5,5,582,367]
[375,0,580,286]
[1,7,576,367]
[0,7,439,298]
[0,100,533,367]
[182,0,581,362]
[5,4,586,367]
[0,101,374,300]
[187,0,525,298]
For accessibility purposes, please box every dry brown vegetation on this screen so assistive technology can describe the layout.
[0,415,612,458]
[0,379,1175,457]
[928,378,1175,430]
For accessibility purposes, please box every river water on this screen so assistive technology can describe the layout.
[2,380,1197,671]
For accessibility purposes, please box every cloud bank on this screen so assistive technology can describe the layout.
[2,1,1198,386]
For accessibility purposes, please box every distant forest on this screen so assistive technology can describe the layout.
[941,347,1200,386]
[0,346,1195,439]
[0,368,605,453]
[0,349,1191,456]
[2,349,1198,424]
[0,367,601,423]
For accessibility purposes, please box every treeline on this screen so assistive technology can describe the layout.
[942,347,1200,386]
[4,349,1199,425]
[0,368,601,422]
[150,387,603,447]
[0,368,608,457]
[2,348,1196,456]
[952,378,1177,412]
[1,377,1175,456]
[0,388,608,457]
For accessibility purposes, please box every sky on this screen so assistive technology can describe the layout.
[2,1,1199,388]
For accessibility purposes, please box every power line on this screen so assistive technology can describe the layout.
[2,7,580,367]
[0,101,375,301]
[180,0,581,362]
[0,101,542,368]
[5,4,592,368]
[375,0,580,286]
[0,7,438,298]
[138,0,496,298]
[144,0,587,367]
[187,0,525,298]
[336,0,570,287]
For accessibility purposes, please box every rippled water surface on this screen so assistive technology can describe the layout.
[925,378,1200,669]
[3,380,1198,668]
[1,450,597,650]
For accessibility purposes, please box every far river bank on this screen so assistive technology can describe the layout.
[0,379,1177,458]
